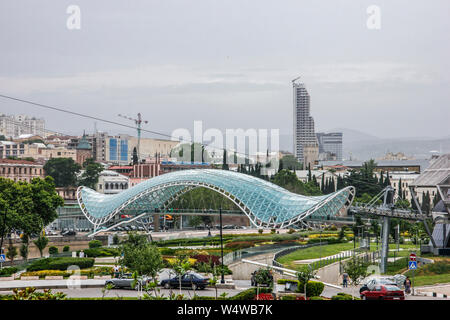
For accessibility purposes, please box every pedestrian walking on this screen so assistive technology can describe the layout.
[404,276,411,295]
[113,264,120,278]
[342,272,349,288]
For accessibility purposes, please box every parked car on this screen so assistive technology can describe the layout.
[360,284,405,300]
[160,272,209,290]
[105,273,151,289]
[61,229,76,237]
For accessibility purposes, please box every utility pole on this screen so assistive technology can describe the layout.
[219,207,225,284]
[118,113,148,162]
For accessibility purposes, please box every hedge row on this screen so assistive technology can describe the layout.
[22,267,113,278]
[229,287,272,300]
[0,267,18,277]
[27,257,95,272]
[79,247,120,258]
[277,279,324,297]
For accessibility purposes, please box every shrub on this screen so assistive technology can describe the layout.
[10,287,66,300]
[159,248,177,255]
[224,241,255,250]
[63,246,70,252]
[287,228,295,234]
[48,246,59,255]
[309,296,325,300]
[307,237,342,245]
[81,247,120,258]
[331,292,356,300]
[277,279,299,285]
[88,240,103,249]
[0,267,18,277]
[255,293,274,300]
[113,234,120,245]
[258,229,263,234]
[280,295,296,300]
[27,257,95,272]
[270,229,276,234]
[230,287,271,300]
[297,281,324,297]
[192,254,220,266]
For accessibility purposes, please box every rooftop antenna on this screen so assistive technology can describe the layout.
[117,113,149,162]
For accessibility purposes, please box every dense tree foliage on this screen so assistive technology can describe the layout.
[278,155,302,171]
[0,177,63,242]
[120,233,164,281]
[78,158,103,189]
[271,169,322,196]
[43,158,81,188]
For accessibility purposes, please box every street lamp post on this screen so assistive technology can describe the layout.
[219,207,225,284]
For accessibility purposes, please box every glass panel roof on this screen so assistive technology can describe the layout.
[78,169,354,227]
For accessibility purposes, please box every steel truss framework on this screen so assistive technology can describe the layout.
[77,169,355,230]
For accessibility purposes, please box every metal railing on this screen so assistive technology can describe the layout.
[223,242,309,266]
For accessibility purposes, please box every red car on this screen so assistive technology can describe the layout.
[360,284,405,300]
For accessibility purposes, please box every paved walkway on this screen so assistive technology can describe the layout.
[0,279,106,291]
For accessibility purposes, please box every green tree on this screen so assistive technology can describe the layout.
[297,265,316,297]
[20,243,29,262]
[279,155,302,171]
[78,158,103,189]
[132,147,138,165]
[189,216,203,228]
[342,256,369,299]
[120,232,164,296]
[33,234,49,257]
[222,150,229,170]
[0,177,63,249]
[6,245,18,263]
[344,160,382,198]
[171,255,192,295]
[43,158,81,187]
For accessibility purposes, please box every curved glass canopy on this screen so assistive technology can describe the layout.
[77,169,355,229]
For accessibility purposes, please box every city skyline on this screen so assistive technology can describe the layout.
[0,1,449,141]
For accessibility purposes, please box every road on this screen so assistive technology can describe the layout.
[0,286,243,299]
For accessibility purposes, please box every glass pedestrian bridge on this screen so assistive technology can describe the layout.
[77,169,355,230]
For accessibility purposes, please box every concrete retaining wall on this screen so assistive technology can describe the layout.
[228,253,275,280]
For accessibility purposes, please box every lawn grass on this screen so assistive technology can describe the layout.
[277,242,356,270]
[410,274,450,287]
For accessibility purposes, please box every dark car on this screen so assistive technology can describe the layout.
[160,272,209,290]
[361,284,405,300]
[105,273,150,290]
[61,229,76,236]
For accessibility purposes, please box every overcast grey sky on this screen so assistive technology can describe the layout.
[0,0,449,141]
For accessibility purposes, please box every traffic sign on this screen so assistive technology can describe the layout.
[0,254,6,262]
[409,253,417,261]
[408,261,417,270]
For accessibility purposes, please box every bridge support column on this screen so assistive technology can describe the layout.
[153,214,160,232]
[179,215,183,230]
[380,216,390,274]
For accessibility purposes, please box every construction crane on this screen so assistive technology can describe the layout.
[117,113,148,162]
[291,76,301,84]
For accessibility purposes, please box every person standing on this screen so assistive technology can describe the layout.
[342,272,349,288]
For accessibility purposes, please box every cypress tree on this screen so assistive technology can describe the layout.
[398,178,403,199]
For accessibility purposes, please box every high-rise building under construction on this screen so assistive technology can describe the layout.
[292,79,318,168]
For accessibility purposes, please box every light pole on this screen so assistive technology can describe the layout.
[219,207,225,284]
